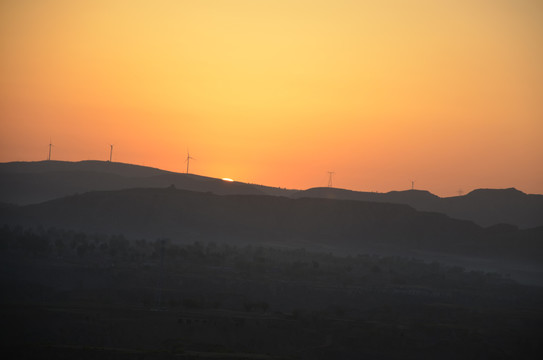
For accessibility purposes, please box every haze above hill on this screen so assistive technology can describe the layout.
[1,160,542,229]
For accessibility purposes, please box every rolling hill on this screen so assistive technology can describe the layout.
[0,160,296,205]
[2,187,541,262]
[2,160,542,229]
[293,187,543,229]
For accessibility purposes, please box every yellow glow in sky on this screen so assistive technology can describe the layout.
[1,0,542,196]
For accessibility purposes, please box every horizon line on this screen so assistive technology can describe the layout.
[0,158,538,198]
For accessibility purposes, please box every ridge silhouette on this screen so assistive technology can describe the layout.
[1,160,541,228]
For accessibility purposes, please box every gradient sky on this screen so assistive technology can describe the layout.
[1,0,542,196]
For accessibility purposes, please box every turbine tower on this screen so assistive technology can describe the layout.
[109,144,114,162]
[411,180,415,190]
[47,138,53,161]
[327,171,335,187]
[185,151,195,174]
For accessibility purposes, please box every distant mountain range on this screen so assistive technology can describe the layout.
[293,187,543,229]
[1,160,542,228]
[1,187,541,267]
[2,161,543,284]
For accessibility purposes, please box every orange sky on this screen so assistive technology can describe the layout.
[1,0,542,196]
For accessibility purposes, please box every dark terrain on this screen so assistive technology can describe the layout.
[0,161,294,205]
[2,186,542,284]
[1,226,542,359]
[2,160,542,228]
[1,160,542,358]
[294,187,543,229]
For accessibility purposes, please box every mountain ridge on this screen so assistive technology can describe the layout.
[294,187,543,228]
[2,187,541,264]
[1,160,542,228]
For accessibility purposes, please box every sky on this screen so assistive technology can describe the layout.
[1,0,542,196]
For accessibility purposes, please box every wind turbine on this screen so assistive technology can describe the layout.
[109,144,114,162]
[47,138,54,161]
[185,150,195,174]
[327,171,335,187]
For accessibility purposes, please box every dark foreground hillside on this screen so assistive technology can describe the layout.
[1,226,542,359]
